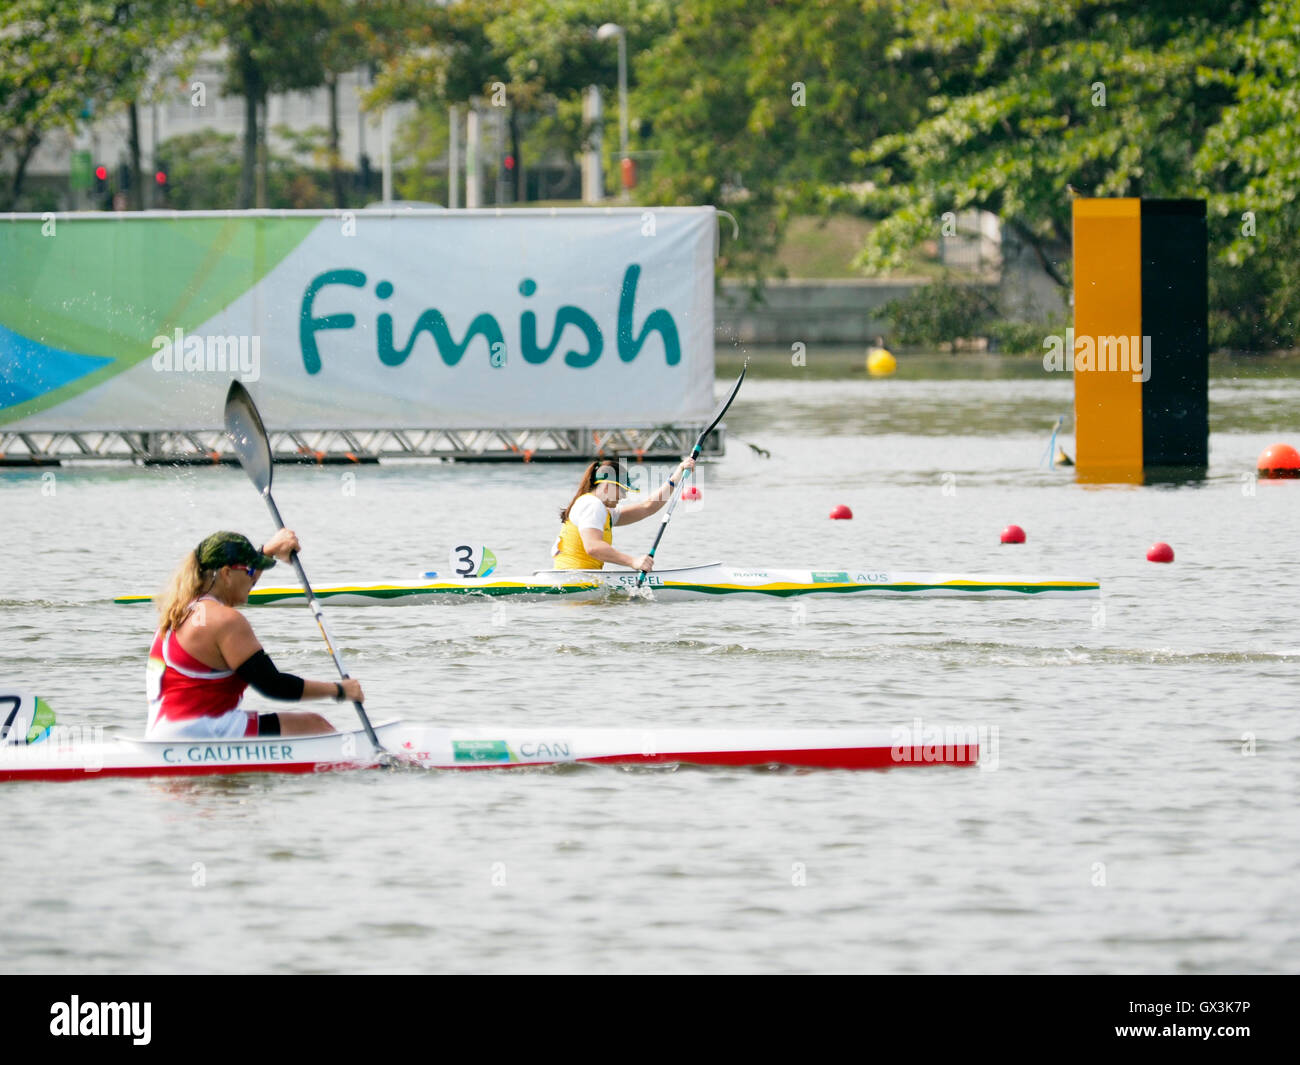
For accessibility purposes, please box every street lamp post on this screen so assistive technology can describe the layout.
[596,22,630,200]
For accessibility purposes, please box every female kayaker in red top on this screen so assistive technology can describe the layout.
[147,530,362,739]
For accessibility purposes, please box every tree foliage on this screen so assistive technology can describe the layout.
[841,1,1246,275]
[633,0,927,278]
[1,0,1296,346]
[158,127,348,209]
[834,0,1298,348]
[369,1,671,198]
[0,0,188,208]
[1194,0,1300,349]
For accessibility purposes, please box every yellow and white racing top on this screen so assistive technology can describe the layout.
[551,493,621,569]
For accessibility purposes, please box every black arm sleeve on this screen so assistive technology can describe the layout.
[235,650,307,701]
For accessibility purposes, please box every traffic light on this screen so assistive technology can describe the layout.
[154,166,169,204]
[92,164,110,207]
[504,154,515,172]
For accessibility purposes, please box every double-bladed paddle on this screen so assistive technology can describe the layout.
[223,381,385,756]
[637,361,748,588]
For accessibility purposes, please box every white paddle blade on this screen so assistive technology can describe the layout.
[224,380,273,494]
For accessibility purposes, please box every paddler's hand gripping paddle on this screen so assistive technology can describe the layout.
[224,381,389,761]
[636,360,748,588]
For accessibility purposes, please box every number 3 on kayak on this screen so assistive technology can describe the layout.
[449,545,498,578]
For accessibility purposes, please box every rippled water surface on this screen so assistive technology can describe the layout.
[2,359,1298,973]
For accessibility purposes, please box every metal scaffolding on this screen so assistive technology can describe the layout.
[0,424,724,466]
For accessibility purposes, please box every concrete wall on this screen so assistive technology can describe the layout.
[999,230,1071,322]
[716,278,932,345]
[716,244,1068,346]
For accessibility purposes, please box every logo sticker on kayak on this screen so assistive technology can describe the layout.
[452,739,512,763]
[449,545,497,578]
[811,571,850,583]
[451,739,574,762]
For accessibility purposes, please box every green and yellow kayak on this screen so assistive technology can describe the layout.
[114,562,1100,606]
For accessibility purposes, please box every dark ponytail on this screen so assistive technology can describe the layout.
[560,460,606,523]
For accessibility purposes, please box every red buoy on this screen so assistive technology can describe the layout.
[682,485,702,501]
[1000,524,1026,544]
[829,504,853,520]
[1147,542,1175,563]
[1257,443,1300,478]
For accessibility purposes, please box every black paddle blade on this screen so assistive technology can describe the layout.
[224,380,273,494]
[695,359,748,453]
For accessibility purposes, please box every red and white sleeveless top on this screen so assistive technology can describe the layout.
[146,597,249,731]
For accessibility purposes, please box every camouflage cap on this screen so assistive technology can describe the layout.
[194,531,276,572]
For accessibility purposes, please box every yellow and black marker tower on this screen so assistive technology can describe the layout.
[1072,199,1208,482]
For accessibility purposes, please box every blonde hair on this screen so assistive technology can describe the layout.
[156,550,210,632]
[560,460,618,523]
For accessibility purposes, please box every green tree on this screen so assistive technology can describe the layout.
[0,0,192,209]
[1195,0,1300,349]
[110,1,203,210]
[845,0,1246,279]
[371,0,537,203]
[632,0,925,280]
[204,0,334,207]
[367,0,501,200]
[315,0,416,207]
[371,0,671,203]
[159,126,343,209]
[156,129,242,209]
[839,0,1298,349]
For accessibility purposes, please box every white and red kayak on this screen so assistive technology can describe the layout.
[0,695,979,780]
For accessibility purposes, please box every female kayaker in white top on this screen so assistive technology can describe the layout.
[551,458,695,571]
[147,530,363,739]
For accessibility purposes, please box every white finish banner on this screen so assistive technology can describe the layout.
[0,207,716,431]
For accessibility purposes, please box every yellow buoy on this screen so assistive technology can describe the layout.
[866,347,896,377]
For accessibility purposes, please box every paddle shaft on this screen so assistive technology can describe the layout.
[634,361,748,587]
[635,362,747,588]
[636,452,698,587]
[261,491,382,751]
